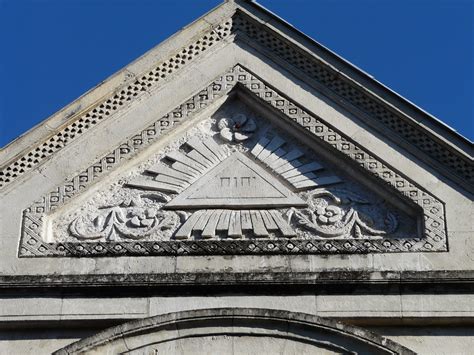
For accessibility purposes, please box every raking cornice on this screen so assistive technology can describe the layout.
[1,2,472,193]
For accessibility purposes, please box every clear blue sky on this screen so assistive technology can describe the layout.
[0,0,472,148]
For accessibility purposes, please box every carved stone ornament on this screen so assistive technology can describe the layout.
[218,114,257,142]
[18,66,447,257]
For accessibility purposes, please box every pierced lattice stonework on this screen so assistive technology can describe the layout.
[18,65,447,257]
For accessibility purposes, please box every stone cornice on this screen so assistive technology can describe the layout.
[0,6,472,193]
[1,271,473,290]
[231,8,473,192]
[0,2,236,190]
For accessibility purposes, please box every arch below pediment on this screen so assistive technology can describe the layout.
[54,308,415,354]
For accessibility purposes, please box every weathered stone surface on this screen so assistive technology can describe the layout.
[165,152,307,208]
[52,309,416,355]
[0,0,472,353]
[17,85,433,257]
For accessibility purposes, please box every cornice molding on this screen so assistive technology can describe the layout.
[0,14,234,190]
[1,9,472,193]
[1,271,473,290]
[231,10,473,191]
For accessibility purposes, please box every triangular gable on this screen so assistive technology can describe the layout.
[18,65,446,257]
[1,0,471,196]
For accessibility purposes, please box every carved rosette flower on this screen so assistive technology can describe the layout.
[128,208,157,228]
[69,202,176,241]
[315,205,343,224]
[218,114,257,142]
[289,189,398,239]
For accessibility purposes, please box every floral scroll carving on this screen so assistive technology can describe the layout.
[288,190,398,239]
[69,197,177,241]
[63,113,407,247]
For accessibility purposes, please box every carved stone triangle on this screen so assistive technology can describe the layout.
[15,67,447,257]
[165,152,306,209]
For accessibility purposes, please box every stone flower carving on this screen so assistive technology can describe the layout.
[289,190,398,239]
[129,208,157,227]
[218,113,257,142]
[315,205,342,224]
[69,198,176,241]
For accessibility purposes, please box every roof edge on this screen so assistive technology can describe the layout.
[0,0,471,193]
[0,0,237,164]
[239,0,473,152]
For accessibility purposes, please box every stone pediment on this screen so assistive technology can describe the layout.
[1,4,472,354]
[17,65,448,257]
[4,1,464,259]
[1,4,471,195]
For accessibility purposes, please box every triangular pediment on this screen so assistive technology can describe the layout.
[1,5,472,347]
[1,2,470,195]
[15,82,448,257]
[2,1,456,258]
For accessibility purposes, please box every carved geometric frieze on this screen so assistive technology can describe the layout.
[19,65,447,257]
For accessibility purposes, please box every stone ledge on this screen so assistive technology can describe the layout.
[1,270,473,290]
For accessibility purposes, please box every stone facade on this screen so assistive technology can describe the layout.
[1,1,473,354]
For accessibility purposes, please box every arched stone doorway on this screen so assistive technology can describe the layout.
[54,308,415,354]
